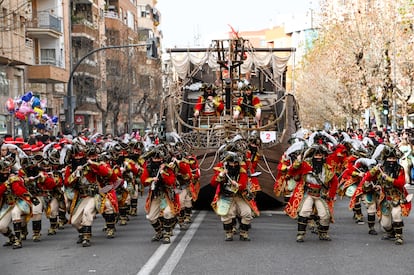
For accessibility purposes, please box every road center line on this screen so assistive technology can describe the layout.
[158,211,207,275]
[137,225,182,275]
[136,211,206,275]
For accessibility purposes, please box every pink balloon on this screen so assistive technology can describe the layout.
[19,102,32,114]
[40,99,47,109]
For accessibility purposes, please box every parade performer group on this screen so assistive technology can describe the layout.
[274,129,412,245]
[0,131,201,249]
[0,121,412,248]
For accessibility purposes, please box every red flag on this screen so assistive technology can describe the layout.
[228,24,239,39]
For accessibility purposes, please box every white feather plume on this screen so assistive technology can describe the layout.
[371,144,385,161]
[355,157,377,169]
[308,131,338,147]
[362,137,374,147]
[285,141,306,157]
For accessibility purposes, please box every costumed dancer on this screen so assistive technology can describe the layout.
[348,157,378,234]
[42,143,66,234]
[126,139,145,216]
[0,156,38,249]
[141,145,178,244]
[19,154,53,242]
[108,142,131,226]
[211,152,253,241]
[274,140,306,202]
[186,154,200,224]
[88,143,119,239]
[243,134,262,218]
[285,144,338,242]
[353,144,411,244]
[337,137,370,224]
[57,138,71,229]
[65,142,115,247]
[169,144,193,230]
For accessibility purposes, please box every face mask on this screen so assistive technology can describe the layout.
[312,157,324,174]
[0,172,9,182]
[384,160,398,177]
[116,156,126,165]
[150,160,161,169]
[72,158,86,169]
[227,164,240,178]
[27,166,39,177]
[148,160,161,177]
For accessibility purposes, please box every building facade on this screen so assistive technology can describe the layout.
[0,0,162,137]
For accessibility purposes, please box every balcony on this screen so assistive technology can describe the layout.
[104,10,125,31]
[72,21,98,41]
[75,0,93,3]
[104,10,120,20]
[27,65,69,83]
[75,58,99,78]
[26,11,62,39]
[27,48,68,83]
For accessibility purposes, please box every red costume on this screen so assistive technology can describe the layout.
[273,153,293,198]
[194,94,224,116]
[284,159,338,221]
[187,155,201,201]
[141,162,178,215]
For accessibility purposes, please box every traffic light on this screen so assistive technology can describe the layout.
[382,99,389,115]
[146,38,158,59]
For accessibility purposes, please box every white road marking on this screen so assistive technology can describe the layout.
[136,211,206,275]
[158,211,207,275]
[137,226,182,275]
[260,210,286,215]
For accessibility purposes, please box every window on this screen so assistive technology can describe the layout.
[0,71,9,95]
[20,16,25,35]
[13,13,18,31]
[138,5,148,18]
[40,49,57,65]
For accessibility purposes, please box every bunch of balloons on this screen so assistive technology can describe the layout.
[5,91,59,131]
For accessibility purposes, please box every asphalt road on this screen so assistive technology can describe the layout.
[1,187,414,275]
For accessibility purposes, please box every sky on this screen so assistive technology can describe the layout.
[156,0,317,49]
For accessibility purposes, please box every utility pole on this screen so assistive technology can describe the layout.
[66,41,156,134]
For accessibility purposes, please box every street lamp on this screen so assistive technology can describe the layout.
[66,40,157,134]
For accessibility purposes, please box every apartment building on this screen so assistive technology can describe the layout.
[70,0,106,133]
[26,0,70,134]
[0,0,162,136]
[71,0,162,135]
[0,0,45,135]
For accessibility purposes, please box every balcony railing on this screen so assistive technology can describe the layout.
[38,49,63,67]
[104,11,120,19]
[28,11,62,33]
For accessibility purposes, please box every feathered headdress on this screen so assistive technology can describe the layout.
[285,141,306,159]
[371,144,402,161]
[303,144,331,159]
[308,131,338,147]
[355,158,377,170]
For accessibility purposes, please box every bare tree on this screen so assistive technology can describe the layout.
[297,0,413,130]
